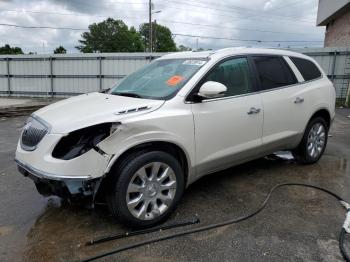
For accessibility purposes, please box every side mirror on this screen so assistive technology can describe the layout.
[197,81,227,99]
[100,88,111,94]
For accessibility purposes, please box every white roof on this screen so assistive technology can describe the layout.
[159,47,309,60]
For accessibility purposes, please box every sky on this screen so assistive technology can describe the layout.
[0,0,326,54]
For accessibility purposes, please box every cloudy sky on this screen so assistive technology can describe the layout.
[0,0,325,54]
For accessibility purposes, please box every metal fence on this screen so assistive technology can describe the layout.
[0,48,349,103]
[0,53,163,97]
[292,47,350,102]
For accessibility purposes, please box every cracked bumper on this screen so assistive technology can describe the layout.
[15,133,112,197]
[16,158,101,197]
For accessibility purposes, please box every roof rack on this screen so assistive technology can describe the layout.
[211,47,248,54]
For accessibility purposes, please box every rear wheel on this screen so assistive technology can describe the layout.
[293,117,328,164]
[107,151,185,228]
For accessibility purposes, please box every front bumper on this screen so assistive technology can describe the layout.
[15,131,111,177]
[16,158,101,198]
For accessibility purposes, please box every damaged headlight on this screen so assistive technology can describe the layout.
[52,122,120,160]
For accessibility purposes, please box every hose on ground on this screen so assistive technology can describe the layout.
[80,183,350,262]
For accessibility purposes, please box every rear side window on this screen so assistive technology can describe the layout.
[252,56,297,90]
[290,57,322,81]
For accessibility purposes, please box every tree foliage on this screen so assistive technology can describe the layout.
[54,45,67,54]
[77,18,144,53]
[177,45,192,51]
[0,44,23,55]
[139,23,177,52]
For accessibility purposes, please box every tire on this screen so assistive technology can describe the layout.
[293,117,328,164]
[106,150,185,228]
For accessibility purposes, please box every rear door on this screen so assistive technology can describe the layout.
[251,55,307,152]
[189,56,263,175]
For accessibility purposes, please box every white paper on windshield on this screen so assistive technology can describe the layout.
[182,60,206,66]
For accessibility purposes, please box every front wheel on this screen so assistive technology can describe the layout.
[293,117,328,164]
[107,151,185,228]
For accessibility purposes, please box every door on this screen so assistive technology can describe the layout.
[190,57,263,175]
[251,55,307,152]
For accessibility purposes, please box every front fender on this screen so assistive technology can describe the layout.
[97,114,195,176]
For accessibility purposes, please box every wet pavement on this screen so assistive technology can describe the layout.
[0,109,350,262]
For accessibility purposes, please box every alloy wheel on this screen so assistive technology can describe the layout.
[126,162,177,220]
[307,122,326,158]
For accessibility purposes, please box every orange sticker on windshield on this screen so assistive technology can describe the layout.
[166,75,184,86]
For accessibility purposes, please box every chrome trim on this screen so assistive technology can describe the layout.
[183,53,326,104]
[185,76,326,104]
[15,158,92,181]
[20,114,52,151]
[296,75,324,85]
[20,142,39,152]
[31,114,52,133]
[115,106,152,115]
[195,91,260,103]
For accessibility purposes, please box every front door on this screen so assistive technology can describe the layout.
[190,57,263,175]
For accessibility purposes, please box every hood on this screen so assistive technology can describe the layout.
[34,92,165,134]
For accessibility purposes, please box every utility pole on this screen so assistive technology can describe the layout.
[154,19,157,52]
[149,0,152,53]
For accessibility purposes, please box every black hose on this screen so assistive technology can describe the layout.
[80,183,350,262]
[86,216,200,246]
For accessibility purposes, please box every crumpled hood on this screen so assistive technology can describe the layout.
[33,92,165,134]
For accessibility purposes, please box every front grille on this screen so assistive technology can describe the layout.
[21,117,48,151]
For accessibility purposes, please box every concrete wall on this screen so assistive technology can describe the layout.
[324,10,350,47]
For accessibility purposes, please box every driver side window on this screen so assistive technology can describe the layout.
[204,57,253,97]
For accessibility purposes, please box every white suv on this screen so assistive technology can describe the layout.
[15,48,335,227]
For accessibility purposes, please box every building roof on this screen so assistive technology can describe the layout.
[317,0,350,26]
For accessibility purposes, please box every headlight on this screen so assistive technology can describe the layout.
[52,122,120,160]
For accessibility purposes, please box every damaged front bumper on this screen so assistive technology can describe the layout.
[15,158,102,198]
[15,131,112,199]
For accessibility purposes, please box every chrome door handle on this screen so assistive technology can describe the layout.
[294,97,304,104]
[247,107,261,115]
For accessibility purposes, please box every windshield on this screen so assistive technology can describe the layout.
[110,58,207,100]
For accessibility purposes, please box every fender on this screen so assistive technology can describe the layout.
[97,119,196,181]
[102,137,193,174]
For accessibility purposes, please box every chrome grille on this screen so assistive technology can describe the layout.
[21,117,48,151]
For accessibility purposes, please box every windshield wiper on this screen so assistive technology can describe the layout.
[112,92,142,98]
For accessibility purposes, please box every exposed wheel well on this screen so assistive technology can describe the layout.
[97,141,189,200]
[309,109,331,129]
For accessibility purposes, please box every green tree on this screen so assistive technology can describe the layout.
[177,45,192,51]
[77,18,144,53]
[0,44,23,55]
[54,45,67,54]
[139,23,177,52]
